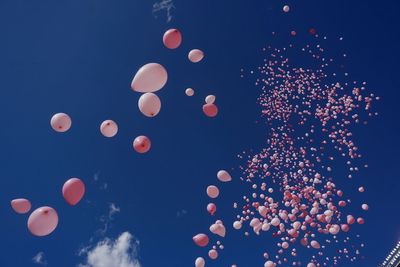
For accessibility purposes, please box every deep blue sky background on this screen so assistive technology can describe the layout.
[1,0,399,266]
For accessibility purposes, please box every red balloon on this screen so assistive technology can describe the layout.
[11,198,31,214]
[193,233,209,247]
[207,203,217,216]
[133,135,151,153]
[163,29,182,49]
[62,178,85,206]
[203,103,218,117]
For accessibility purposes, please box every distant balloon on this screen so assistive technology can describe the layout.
[188,49,204,63]
[217,170,232,182]
[207,203,217,216]
[208,249,218,260]
[207,185,219,198]
[283,5,290,13]
[185,88,195,96]
[138,93,161,117]
[310,240,320,249]
[203,103,218,117]
[163,29,182,49]
[265,261,276,267]
[307,263,316,267]
[210,221,226,237]
[131,63,168,93]
[233,221,242,230]
[193,233,209,247]
[195,257,205,267]
[62,178,85,206]
[11,198,31,214]
[205,95,216,104]
[133,135,151,153]
[100,120,118,137]
[51,113,72,132]
[27,206,58,236]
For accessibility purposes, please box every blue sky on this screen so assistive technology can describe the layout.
[0,0,399,266]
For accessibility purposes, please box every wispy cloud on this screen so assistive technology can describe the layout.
[98,203,121,235]
[79,232,141,267]
[152,0,175,23]
[176,209,188,218]
[32,252,47,266]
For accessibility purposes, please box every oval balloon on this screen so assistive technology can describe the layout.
[138,93,161,117]
[205,95,216,104]
[207,185,219,198]
[62,178,85,206]
[51,113,72,133]
[185,88,194,96]
[27,206,58,237]
[217,170,232,182]
[193,233,209,247]
[131,63,168,93]
[133,135,151,153]
[203,103,218,117]
[11,198,31,214]
[188,49,204,63]
[207,203,217,215]
[163,29,182,49]
[100,120,118,137]
[195,257,205,267]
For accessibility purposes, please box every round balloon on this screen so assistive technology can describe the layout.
[207,185,219,198]
[51,113,72,133]
[203,103,218,117]
[163,29,182,49]
[27,206,58,237]
[207,203,217,215]
[100,120,118,137]
[133,135,151,153]
[62,178,85,206]
[188,49,204,63]
[185,88,194,96]
[138,93,161,117]
[195,257,205,267]
[11,198,31,214]
[205,95,216,104]
[131,63,168,93]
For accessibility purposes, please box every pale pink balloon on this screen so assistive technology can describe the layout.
[185,88,194,96]
[11,198,31,214]
[62,178,85,206]
[205,95,216,104]
[208,249,218,260]
[193,233,209,247]
[131,63,168,93]
[188,49,204,63]
[138,93,161,117]
[310,240,320,249]
[217,170,232,182]
[264,261,276,267]
[207,203,217,215]
[203,103,218,117]
[283,5,290,13]
[210,222,226,237]
[100,120,118,137]
[362,204,369,211]
[50,113,72,132]
[163,29,182,49]
[27,206,58,237]
[195,257,205,267]
[347,215,355,225]
[133,135,151,153]
[307,263,316,267]
[206,185,219,198]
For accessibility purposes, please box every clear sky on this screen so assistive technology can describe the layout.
[0,0,399,267]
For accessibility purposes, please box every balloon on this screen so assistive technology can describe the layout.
[310,240,320,249]
[217,170,232,182]
[193,233,209,247]
[133,135,151,153]
[131,63,168,93]
[62,178,85,206]
[362,204,369,211]
[205,95,216,104]
[208,249,218,260]
[307,263,316,267]
[206,185,219,198]
[195,257,205,267]
[210,222,226,237]
[138,93,161,117]
[11,198,31,214]
[51,113,72,132]
[283,5,290,12]
[188,49,204,63]
[185,88,194,96]
[27,206,58,236]
[203,104,218,117]
[264,261,276,267]
[207,203,217,215]
[233,221,242,230]
[163,29,182,49]
[100,120,118,137]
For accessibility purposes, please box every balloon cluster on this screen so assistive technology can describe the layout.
[193,30,378,267]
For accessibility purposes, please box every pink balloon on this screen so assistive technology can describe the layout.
[27,206,58,237]
[203,103,218,117]
[208,249,218,260]
[100,120,118,137]
[310,240,320,249]
[195,257,205,267]
[62,178,85,206]
[188,49,204,63]
[163,29,182,49]
[264,261,276,267]
[50,113,72,132]
[131,63,168,93]
[217,170,232,182]
[207,203,217,215]
[185,88,194,96]
[207,185,219,198]
[11,198,31,214]
[192,233,209,247]
[133,135,151,153]
[138,93,161,117]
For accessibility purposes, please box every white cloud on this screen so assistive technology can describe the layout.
[32,252,47,266]
[79,232,141,267]
[152,0,175,23]
[98,203,121,235]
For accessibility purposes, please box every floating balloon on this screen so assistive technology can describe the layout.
[188,49,204,63]
[283,5,290,13]
[217,170,232,182]
[264,261,276,267]
[307,263,316,267]
[193,233,209,247]
[208,249,218,260]
[205,95,216,104]
[138,93,161,117]
[311,240,320,249]
[100,120,118,137]
[185,88,194,96]
[50,113,72,133]
[131,63,168,93]
[207,203,217,216]
[133,135,151,153]
[163,29,182,49]
[62,178,85,206]
[195,257,205,267]
[210,221,226,237]
[206,185,219,198]
[361,204,369,211]
[11,198,31,214]
[233,221,242,230]
[203,103,218,117]
[27,206,58,237]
